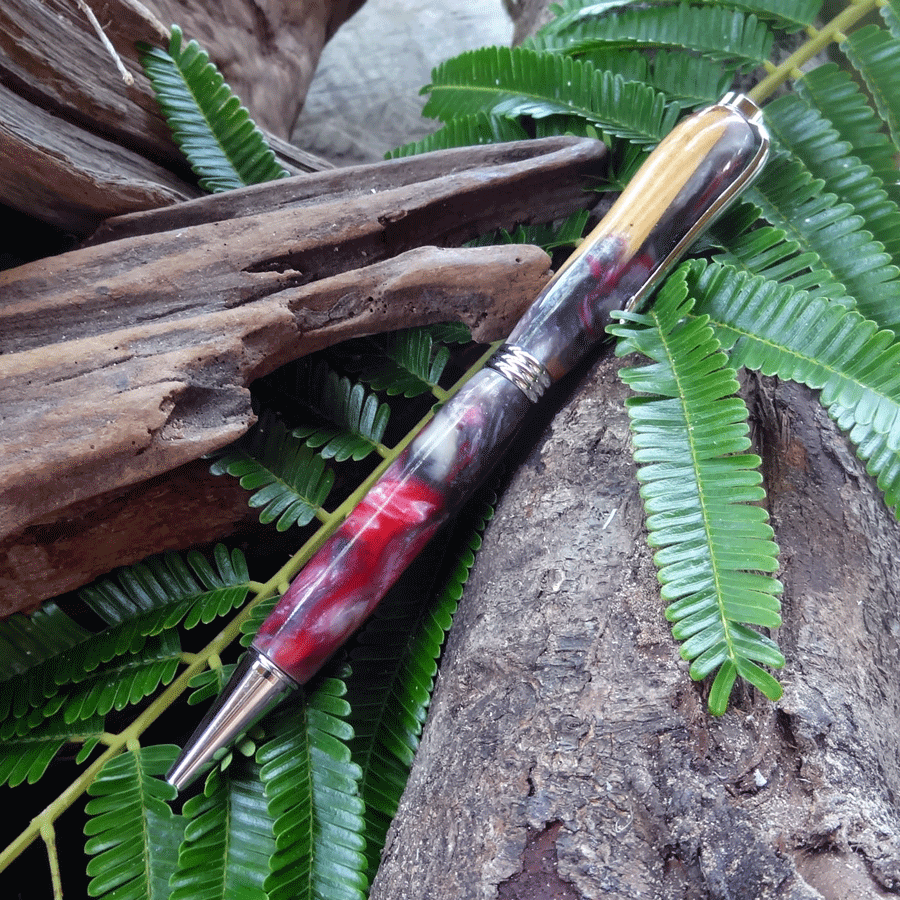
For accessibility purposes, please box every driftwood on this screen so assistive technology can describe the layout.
[0,136,609,614]
[370,355,900,900]
[0,0,350,231]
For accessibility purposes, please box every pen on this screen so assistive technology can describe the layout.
[167,93,769,790]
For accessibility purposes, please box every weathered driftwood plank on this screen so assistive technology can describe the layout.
[0,137,608,613]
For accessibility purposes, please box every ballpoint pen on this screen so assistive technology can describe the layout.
[167,92,770,790]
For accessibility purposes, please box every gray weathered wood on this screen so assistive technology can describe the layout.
[370,356,900,899]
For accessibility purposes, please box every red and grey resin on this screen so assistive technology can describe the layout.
[252,97,769,686]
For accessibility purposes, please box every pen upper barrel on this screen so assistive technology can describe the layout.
[508,92,768,381]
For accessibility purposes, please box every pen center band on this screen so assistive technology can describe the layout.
[487,343,552,403]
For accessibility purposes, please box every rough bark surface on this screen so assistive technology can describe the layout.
[370,353,900,900]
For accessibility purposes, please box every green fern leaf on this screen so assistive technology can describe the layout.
[529,3,774,70]
[0,715,104,787]
[711,217,852,304]
[169,764,276,900]
[210,418,335,530]
[389,112,528,157]
[0,547,249,733]
[764,93,900,263]
[883,0,900,39]
[345,498,493,880]
[421,45,679,144]
[341,328,454,398]
[294,363,391,462]
[542,0,820,36]
[685,261,900,480]
[139,25,288,192]
[83,745,183,899]
[256,679,368,900]
[609,269,783,714]
[0,602,91,681]
[745,154,900,335]
[796,63,900,211]
[841,25,900,151]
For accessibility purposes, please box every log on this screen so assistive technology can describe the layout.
[369,355,900,899]
[0,0,349,230]
[0,137,609,614]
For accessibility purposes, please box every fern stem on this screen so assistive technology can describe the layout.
[39,823,63,900]
[749,0,882,103]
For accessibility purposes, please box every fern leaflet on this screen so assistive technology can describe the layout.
[421,45,679,144]
[293,362,391,462]
[609,269,784,714]
[139,25,288,192]
[169,764,276,900]
[210,417,335,529]
[257,680,368,900]
[841,25,900,150]
[83,745,184,899]
[684,261,900,507]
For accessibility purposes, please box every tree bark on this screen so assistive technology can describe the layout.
[369,353,900,899]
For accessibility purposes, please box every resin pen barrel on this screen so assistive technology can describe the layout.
[167,93,769,790]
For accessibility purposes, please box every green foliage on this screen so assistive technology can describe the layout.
[293,363,391,462]
[138,25,288,192]
[83,746,183,899]
[610,272,784,713]
[257,680,367,900]
[209,417,336,531]
[169,765,277,900]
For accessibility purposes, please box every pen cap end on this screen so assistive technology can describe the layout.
[166,650,295,791]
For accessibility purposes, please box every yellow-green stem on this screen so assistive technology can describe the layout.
[749,0,882,103]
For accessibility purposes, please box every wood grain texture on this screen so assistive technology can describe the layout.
[0,0,345,231]
[0,137,609,613]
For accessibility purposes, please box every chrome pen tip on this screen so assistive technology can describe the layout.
[166,650,296,791]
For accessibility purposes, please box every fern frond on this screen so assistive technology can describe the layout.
[796,63,900,209]
[883,0,900,39]
[0,602,90,681]
[422,46,679,144]
[685,261,900,488]
[256,680,367,900]
[711,218,852,304]
[169,765,276,900]
[139,25,288,192]
[0,547,250,730]
[341,328,454,398]
[764,92,900,262]
[0,715,104,787]
[82,544,251,631]
[210,418,335,530]
[294,362,391,462]
[745,154,900,335]
[345,498,493,879]
[542,0,821,36]
[841,25,900,151]
[645,50,731,108]
[388,112,528,157]
[609,270,783,714]
[529,3,774,70]
[83,745,183,899]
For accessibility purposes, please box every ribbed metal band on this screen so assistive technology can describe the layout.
[486,343,552,403]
